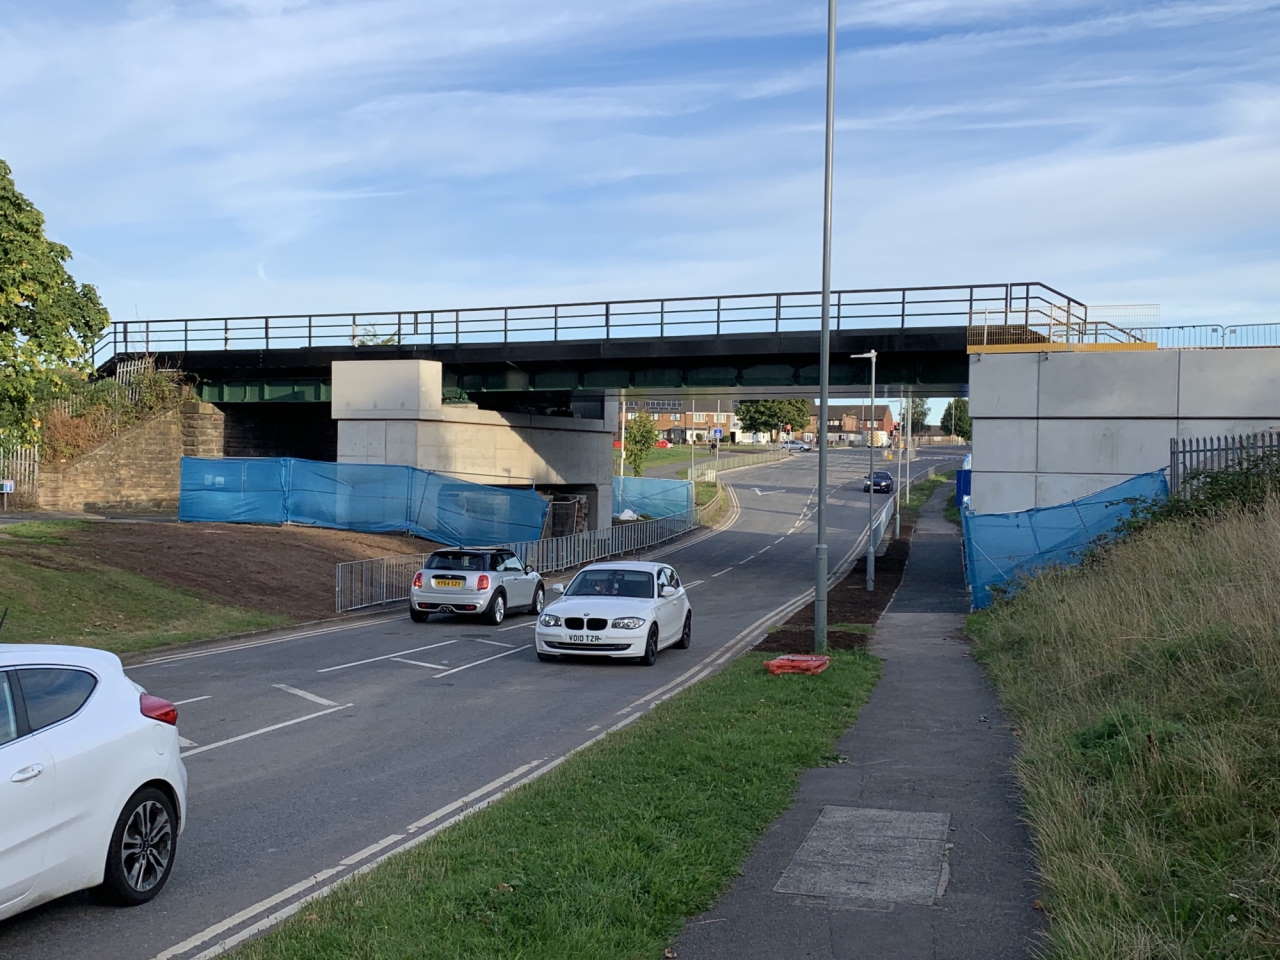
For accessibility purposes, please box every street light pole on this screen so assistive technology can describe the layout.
[813,0,838,655]
[867,350,876,591]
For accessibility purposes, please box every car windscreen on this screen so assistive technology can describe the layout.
[873,472,892,480]
[426,552,487,571]
[567,570,655,599]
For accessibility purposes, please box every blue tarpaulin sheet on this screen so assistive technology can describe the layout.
[180,457,549,546]
[612,475,694,519]
[962,469,1168,609]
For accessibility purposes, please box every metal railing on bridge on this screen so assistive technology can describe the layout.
[94,281,1083,366]
[1169,432,1280,497]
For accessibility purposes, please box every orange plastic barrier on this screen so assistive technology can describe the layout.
[764,654,831,675]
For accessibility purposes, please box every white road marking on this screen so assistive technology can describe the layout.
[474,636,517,646]
[751,487,777,496]
[711,568,732,577]
[178,735,198,748]
[404,759,543,833]
[498,621,536,632]
[317,640,458,673]
[339,834,406,866]
[271,683,339,707]
[179,703,353,759]
[774,538,785,545]
[684,579,705,589]
[392,658,448,669]
[130,615,402,669]
[586,724,601,731]
[173,696,211,706]
[432,644,531,678]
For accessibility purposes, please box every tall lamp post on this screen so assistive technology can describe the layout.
[813,0,838,655]
[850,350,877,591]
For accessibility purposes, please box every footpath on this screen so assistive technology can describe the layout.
[673,486,1044,959]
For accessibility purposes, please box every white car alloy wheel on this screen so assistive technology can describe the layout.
[487,592,506,625]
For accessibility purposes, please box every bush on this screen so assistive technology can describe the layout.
[38,367,189,463]
[1120,451,1280,537]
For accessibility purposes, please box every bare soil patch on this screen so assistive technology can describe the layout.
[753,522,912,653]
[60,522,434,621]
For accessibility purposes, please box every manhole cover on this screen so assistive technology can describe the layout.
[774,806,951,905]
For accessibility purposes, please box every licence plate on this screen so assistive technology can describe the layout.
[568,634,604,643]
[434,578,465,588]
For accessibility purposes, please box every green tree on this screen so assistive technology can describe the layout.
[0,159,110,448]
[624,410,659,477]
[909,397,929,435]
[736,398,812,438]
[941,398,971,441]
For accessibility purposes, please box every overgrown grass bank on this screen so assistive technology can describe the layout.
[0,521,286,654]
[971,500,1280,959]
[235,650,880,960]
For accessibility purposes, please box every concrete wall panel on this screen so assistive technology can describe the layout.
[968,355,1038,418]
[1037,351,1180,418]
[1177,349,1280,419]
[970,472,1035,514]
[1035,419,1175,475]
[972,419,1038,472]
[332,359,442,420]
[1035,473,1129,508]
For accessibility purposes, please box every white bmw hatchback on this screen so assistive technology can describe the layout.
[535,561,692,665]
[0,645,188,922]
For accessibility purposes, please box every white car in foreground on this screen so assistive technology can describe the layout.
[535,561,692,665]
[0,645,188,922]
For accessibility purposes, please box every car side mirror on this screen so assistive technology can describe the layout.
[524,564,534,575]
[660,585,676,598]
[552,583,565,595]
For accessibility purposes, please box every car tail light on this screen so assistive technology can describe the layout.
[412,571,425,589]
[140,694,178,726]
[477,574,490,590]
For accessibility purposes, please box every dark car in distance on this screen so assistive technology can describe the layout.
[863,470,894,493]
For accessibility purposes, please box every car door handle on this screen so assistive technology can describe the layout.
[10,763,44,783]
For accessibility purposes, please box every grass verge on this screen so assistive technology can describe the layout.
[970,499,1280,959]
[0,522,287,654]
[235,650,880,960]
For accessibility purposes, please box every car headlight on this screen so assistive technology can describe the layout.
[539,613,562,627]
[611,617,646,630]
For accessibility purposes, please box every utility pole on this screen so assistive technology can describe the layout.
[865,351,877,591]
[813,0,838,655]
[895,388,903,539]
[618,393,626,477]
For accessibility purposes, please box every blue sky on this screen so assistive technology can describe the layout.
[4,0,1279,328]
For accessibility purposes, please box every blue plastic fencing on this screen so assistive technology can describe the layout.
[612,475,694,520]
[180,457,548,546]
[954,468,972,506]
[962,469,1168,609]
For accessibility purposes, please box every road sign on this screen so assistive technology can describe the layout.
[711,427,723,439]
[0,480,13,494]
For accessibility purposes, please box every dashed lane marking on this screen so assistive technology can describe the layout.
[432,645,531,679]
[317,640,458,673]
[392,658,448,669]
[179,703,354,760]
[173,696,211,706]
[271,684,339,708]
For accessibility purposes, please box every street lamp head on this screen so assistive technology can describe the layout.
[850,350,877,359]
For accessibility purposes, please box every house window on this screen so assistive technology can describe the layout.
[693,413,706,423]
[627,412,636,420]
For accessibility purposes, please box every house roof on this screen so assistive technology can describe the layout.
[808,403,892,419]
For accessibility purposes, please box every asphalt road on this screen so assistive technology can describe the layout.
[0,448,961,960]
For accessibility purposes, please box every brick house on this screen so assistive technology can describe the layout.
[805,403,894,440]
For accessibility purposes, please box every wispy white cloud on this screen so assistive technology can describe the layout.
[3,0,1278,324]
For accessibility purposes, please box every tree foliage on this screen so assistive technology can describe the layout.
[624,411,659,477]
[736,398,812,437]
[0,159,110,448]
[941,398,971,440]
[908,397,929,435]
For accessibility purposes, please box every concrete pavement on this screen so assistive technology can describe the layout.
[0,449,957,960]
[673,484,1043,960]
